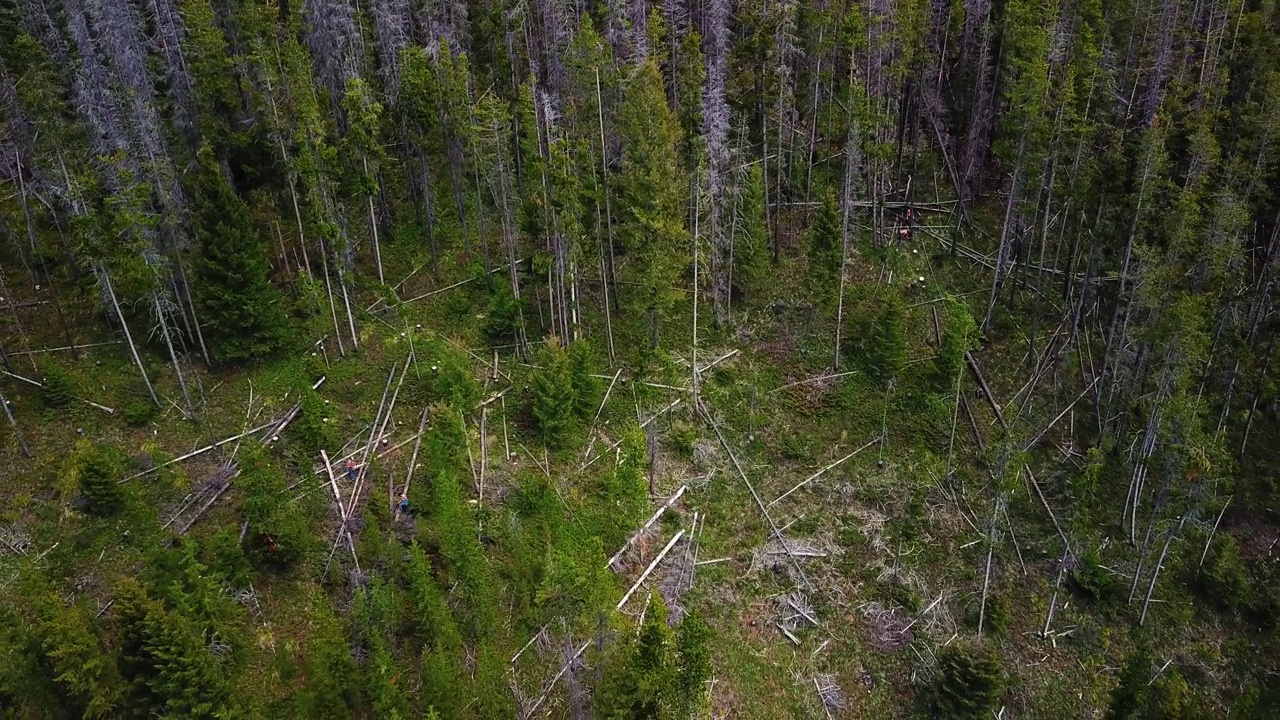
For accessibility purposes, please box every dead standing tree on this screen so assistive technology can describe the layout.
[702,0,731,326]
[833,66,864,370]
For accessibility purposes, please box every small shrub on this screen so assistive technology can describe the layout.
[664,420,698,458]
[878,578,921,612]
[1108,652,1202,719]
[40,366,75,409]
[240,452,310,569]
[201,527,253,587]
[415,338,482,409]
[483,278,524,346]
[123,399,158,427]
[935,642,1005,719]
[1195,535,1250,611]
[291,388,338,456]
[779,430,810,461]
[1068,548,1123,610]
[74,442,126,516]
[965,594,1011,638]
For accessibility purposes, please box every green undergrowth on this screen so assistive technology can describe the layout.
[0,234,1274,717]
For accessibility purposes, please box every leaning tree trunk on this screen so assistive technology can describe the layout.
[0,385,32,457]
[152,291,195,417]
[98,264,160,407]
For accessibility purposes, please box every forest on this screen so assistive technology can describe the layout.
[0,0,1277,715]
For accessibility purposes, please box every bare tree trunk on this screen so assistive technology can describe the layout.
[153,292,194,417]
[834,58,862,370]
[703,0,730,325]
[1239,333,1274,458]
[693,180,701,400]
[338,265,359,351]
[1129,482,1168,603]
[1199,496,1231,567]
[1042,544,1070,637]
[364,158,385,284]
[318,236,346,357]
[0,385,31,457]
[1101,138,1157,414]
[175,260,211,367]
[593,70,619,313]
[15,151,78,360]
[417,152,441,278]
[1140,515,1186,626]
[1123,404,1161,544]
[99,265,159,407]
[982,136,1027,334]
[978,497,1001,636]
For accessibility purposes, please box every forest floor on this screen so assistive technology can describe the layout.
[0,227,1262,717]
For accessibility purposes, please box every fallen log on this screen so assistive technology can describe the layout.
[0,368,115,414]
[616,529,686,610]
[1025,465,1070,554]
[701,398,812,591]
[5,340,120,357]
[396,407,430,514]
[959,393,987,453]
[767,436,879,508]
[0,386,31,457]
[177,467,241,535]
[964,352,1007,430]
[120,420,278,483]
[1022,378,1099,451]
[607,485,688,569]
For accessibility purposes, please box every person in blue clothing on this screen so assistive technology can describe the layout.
[398,493,410,514]
[346,460,357,482]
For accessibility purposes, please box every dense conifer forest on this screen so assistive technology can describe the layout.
[0,0,1278,715]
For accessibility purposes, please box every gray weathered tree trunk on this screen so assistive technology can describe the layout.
[98,264,160,407]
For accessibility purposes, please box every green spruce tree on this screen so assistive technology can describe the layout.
[935,642,1005,719]
[72,440,126,516]
[295,597,361,716]
[596,593,676,718]
[807,192,842,293]
[568,339,601,419]
[674,609,713,717]
[35,594,122,717]
[616,59,688,350]
[188,147,292,364]
[734,164,770,304]
[530,339,578,450]
[933,297,977,390]
[113,579,230,717]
